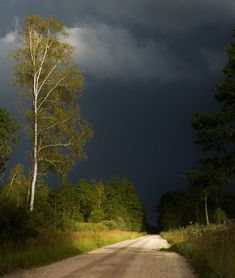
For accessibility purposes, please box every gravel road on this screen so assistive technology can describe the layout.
[3,235,196,278]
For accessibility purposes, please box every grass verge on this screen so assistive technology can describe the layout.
[161,223,235,278]
[0,230,143,276]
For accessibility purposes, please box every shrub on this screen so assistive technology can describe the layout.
[213,207,227,224]
[114,217,127,230]
[101,220,118,230]
[71,222,107,232]
[89,209,105,223]
[0,199,37,245]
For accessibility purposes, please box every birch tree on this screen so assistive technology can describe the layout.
[12,15,92,212]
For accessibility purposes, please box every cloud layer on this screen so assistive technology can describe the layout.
[66,24,196,82]
[48,0,235,32]
[0,0,233,82]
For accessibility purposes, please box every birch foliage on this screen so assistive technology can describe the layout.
[12,15,92,211]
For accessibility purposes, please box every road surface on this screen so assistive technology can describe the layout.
[4,235,196,278]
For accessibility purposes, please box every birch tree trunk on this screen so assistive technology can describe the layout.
[204,190,209,225]
[30,94,38,212]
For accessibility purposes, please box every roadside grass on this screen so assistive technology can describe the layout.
[161,223,235,278]
[0,230,143,276]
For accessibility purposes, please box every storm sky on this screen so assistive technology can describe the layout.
[0,0,234,224]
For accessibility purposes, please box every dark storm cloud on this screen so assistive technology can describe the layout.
[7,0,232,32]
[0,0,233,82]
[58,0,235,32]
[1,0,235,32]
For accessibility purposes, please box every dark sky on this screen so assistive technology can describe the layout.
[0,0,234,224]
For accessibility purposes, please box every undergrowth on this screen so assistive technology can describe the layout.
[161,223,235,278]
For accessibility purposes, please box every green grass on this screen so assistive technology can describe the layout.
[0,230,143,276]
[161,223,235,278]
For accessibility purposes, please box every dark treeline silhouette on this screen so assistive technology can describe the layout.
[157,189,235,230]
[158,29,235,231]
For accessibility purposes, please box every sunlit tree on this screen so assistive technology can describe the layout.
[12,15,92,212]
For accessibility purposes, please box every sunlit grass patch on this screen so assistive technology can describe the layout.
[0,230,143,276]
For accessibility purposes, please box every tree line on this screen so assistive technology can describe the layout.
[0,174,143,243]
[158,29,235,230]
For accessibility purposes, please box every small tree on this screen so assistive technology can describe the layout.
[12,15,92,212]
[213,207,227,224]
[185,156,227,225]
[185,168,210,225]
[0,107,19,181]
[2,164,29,207]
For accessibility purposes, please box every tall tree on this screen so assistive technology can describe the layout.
[12,15,92,212]
[0,107,19,181]
[192,29,235,184]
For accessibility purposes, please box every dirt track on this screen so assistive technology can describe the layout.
[3,235,196,278]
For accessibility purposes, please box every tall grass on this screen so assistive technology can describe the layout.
[0,230,142,276]
[161,223,235,278]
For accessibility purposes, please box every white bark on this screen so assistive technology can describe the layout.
[27,23,69,212]
[29,104,38,212]
[6,171,17,196]
[204,190,209,225]
[30,72,38,212]
[29,27,39,212]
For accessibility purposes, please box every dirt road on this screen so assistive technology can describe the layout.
[4,235,196,278]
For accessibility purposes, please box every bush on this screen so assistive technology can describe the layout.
[114,217,127,230]
[0,199,37,245]
[101,220,118,230]
[71,222,108,232]
[213,207,227,224]
[89,209,105,223]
